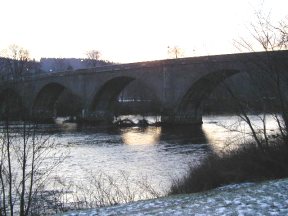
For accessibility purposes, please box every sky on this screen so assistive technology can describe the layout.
[0,0,287,63]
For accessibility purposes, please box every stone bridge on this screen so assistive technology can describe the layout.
[1,51,288,124]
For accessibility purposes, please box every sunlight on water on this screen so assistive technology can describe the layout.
[203,115,281,153]
[1,114,283,205]
[121,127,161,145]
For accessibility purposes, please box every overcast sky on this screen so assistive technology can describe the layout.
[0,0,287,63]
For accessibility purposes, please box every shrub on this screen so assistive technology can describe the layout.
[169,140,288,195]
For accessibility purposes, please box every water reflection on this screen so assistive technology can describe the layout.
[2,115,265,197]
[202,121,237,153]
[119,123,210,149]
[57,122,78,132]
[202,115,281,153]
[121,126,161,145]
[160,125,209,145]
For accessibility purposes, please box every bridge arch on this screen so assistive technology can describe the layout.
[90,76,135,112]
[115,79,163,115]
[33,82,83,118]
[172,69,241,123]
[0,88,25,119]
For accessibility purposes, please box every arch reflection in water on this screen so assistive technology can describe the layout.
[120,126,161,145]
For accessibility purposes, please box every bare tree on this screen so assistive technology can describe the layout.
[0,120,66,215]
[86,50,101,67]
[0,45,30,80]
[230,11,288,147]
[277,17,288,49]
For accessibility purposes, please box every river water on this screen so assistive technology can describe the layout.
[1,114,280,207]
[40,114,278,195]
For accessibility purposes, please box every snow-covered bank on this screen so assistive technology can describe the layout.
[61,178,288,215]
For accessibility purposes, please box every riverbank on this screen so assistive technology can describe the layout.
[61,178,288,215]
[169,140,288,195]
[62,179,288,216]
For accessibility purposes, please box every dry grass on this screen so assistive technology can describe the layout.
[169,140,288,195]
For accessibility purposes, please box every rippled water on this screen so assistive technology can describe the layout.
[2,115,280,199]
[45,114,279,192]
[53,125,209,191]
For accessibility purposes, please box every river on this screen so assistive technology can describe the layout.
[1,114,280,207]
[45,115,278,194]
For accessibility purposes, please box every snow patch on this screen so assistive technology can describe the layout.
[60,178,288,216]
